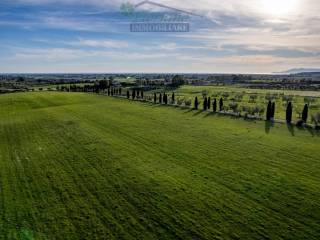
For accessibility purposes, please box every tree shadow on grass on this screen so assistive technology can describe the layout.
[306,126,320,137]
[204,112,216,118]
[183,108,194,114]
[287,124,295,136]
[265,121,274,134]
[193,110,202,116]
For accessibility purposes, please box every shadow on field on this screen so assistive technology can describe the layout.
[193,111,202,116]
[265,121,274,134]
[287,124,295,136]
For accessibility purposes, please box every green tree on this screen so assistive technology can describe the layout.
[271,102,275,119]
[132,90,136,100]
[194,97,199,110]
[286,102,293,124]
[203,97,208,111]
[219,98,223,111]
[207,97,211,110]
[171,75,185,87]
[213,99,217,112]
[302,104,309,123]
[266,101,272,121]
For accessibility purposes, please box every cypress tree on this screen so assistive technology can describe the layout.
[159,93,162,104]
[119,88,122,95]
[286,102,293,124]
[127,90,130,99]
[266,101,272,120]
[154,93,157,103]
[132,90,136,100]
[302,104,308,123]
[172,92,175,104]
[141,91,144,99]
[213,98,217,112]
[164,94,168,105]
[219,98,223,111]
[271,102,275,119]
[107,88,110,96]
[111,88,114,96]
[194,97,199,110]
[207,97,211,110]
[137,90,140,98]
[163,93,166,103]
[203,97,208,111]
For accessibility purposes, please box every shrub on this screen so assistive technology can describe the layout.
[249,94,258,103]
[185,99,192,107]
[311,113,320,126]
[229,102,238,113]
[304,97,316,106]
[177,98,184,106]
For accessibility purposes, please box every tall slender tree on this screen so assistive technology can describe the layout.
[194,97,199,110]
[172,92,175,104]
[154,93,157,103]
[203,97,208,111]
[132,90,136,100]
[286,102,293,123]
[213,98,217,112]
[219,98,223,111]
[207,97,211,110]
[127,90,130,99]
[159,93,162,104]
[141,91,144,99]
[266,101,272,120]
[271,102,275,119]
[302,104,309,123]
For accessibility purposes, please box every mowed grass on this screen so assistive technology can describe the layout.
[0,92,320,240]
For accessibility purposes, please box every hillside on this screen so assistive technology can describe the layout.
[0,92,319,239]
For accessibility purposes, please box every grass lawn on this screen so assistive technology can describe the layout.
[0,92,320,239]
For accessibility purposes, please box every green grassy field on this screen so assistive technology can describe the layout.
[0,92,320,239]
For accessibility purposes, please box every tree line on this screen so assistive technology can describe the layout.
[61,85,317,128]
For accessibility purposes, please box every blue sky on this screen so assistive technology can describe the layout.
[0,0,319,73]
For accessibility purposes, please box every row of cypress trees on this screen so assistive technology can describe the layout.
[122,90,310,124]
[107,88,122,96]
[126,89,144,100]
[285,102,309,124]
[195,97,223,112]
[153,93,169,104]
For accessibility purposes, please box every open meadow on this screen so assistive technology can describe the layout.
[0,92,320,239]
